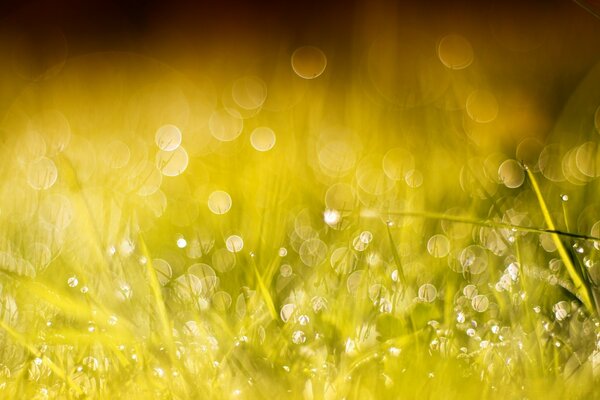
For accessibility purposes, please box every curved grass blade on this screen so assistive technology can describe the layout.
[525,166,594,313]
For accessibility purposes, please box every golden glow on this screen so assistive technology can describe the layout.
[0,2,600,399]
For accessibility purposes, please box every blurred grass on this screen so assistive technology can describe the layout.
[0,6,600,399]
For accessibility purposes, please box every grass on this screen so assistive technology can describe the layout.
[0,42,600,400]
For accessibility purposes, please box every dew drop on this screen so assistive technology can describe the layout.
[427,234,450,258]
[292,330,306,344]
[67,276,78,288]
[471,294,490,312]
[27,157,58,190]
[418,283,437,303]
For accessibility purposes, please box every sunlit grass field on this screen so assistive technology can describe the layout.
[2,2,600,399]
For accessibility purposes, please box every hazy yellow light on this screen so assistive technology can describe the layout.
[466,90,499,123]
[208,109,244,142]
[232,76,267,110]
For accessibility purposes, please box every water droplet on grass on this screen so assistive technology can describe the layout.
[418,283,437,303]
[427,234,450,258]
[67,276,78,288]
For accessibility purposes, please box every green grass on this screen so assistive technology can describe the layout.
[1,48,600,400]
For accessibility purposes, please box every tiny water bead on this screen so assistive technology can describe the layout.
[323,209,341,226]
[250,127,276,152]
[291,46,327,79]
[207,190,232,215]
[278,247,288,257]
[280,303,295,323]
[176,236,187,248]
[560,193,569,202]
[466,90,499,123]
[553,301,570,321]
[359,231,373,244]
[292,330,306,344]
[67,276,79,288]
[155,124,182,151]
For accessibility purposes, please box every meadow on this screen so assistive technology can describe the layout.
[1,2,600,399]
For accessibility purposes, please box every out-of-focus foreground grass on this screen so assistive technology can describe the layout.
[2,2,600,399]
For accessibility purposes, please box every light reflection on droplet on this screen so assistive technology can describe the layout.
[280,264,293,278]
[323,209,341,226]
[437,34,474,70]
[291,330,306,344]
[153,259,172,286]
[208,190,232,215]
[155,124,182,151]
[418,284,437,303]
[471,294,489,312]
[498,159,524,188]
[250,127,276,152]
[27,157,58,190]
[67,276,79,288]
[225,235,244,253]
[291,46,327,79]
[176,236,187,249]
[382,148,415,181]
[155,147,188,177]
[427,234,450,258]
[280,303,295,322]
[212,248,236,273]
[553,301,569,321]
[299,238,327,267]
